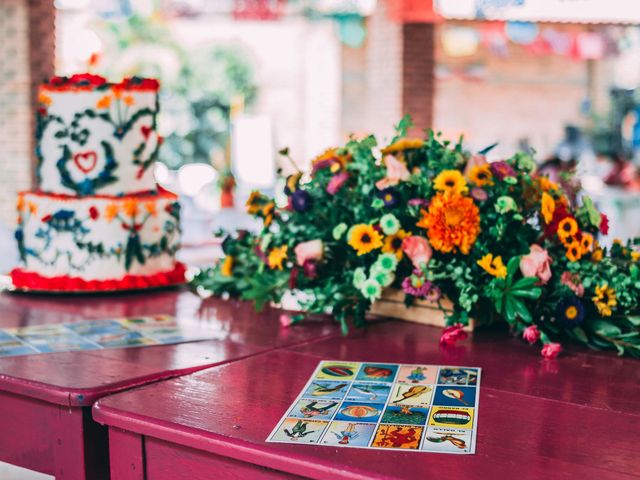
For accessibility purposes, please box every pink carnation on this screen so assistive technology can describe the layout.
[401,236,432,269]
[541,342,562,359]
[440,323,468,346]
[294,239,323,267]
[522,325,541,345]
[520,244,552,285]
[560,271,584,297]
[376,155,410,190]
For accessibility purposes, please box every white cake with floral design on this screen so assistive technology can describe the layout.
[11,74,185,291]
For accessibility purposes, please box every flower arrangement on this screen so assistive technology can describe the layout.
[192,117,640,358]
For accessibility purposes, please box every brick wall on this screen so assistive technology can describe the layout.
[0,0,54,226]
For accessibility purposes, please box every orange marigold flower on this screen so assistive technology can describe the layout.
[38,92,52,106]
[538,176,558,192]
[96,95,112,109]
[104,203,119,222]
[122,199,139,218]
[565,241,583,262]
[416,193,480,255]
[557,217,578,240]
[144,201,157,216]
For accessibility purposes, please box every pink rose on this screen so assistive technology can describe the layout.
[279,314,293,328]
[560,271,584,297]
[520,244,552,285]
[541,342,562,359]
[402,236,433,269]
[294,239,323,267]
[326,171,349,195]
[376,155,410,190]
[440,323,468,346]
[522,325,541,345]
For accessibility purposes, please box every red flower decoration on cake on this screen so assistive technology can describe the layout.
[88,206,99,220]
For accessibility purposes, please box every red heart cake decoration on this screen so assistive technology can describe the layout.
[141,125,152,139]
[73,151,98,174]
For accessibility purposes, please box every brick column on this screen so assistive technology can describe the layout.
[363,0,436,141]
[402,22,435,135]
[0,0,54,225]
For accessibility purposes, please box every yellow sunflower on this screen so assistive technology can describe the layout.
[477,253,507,278]
[580,233,594,254]
[541,192,555,224]
[565,241,583,263]
[220,256,234,276]
[468,165,494,187]
[348,224,383,256]
[593,284,617,317]
[380,138,424,155]
[267,245,288,270]
[433,170,468,195]
[557,217,578,240]
[382,229,410,260]
[416,193,480,255]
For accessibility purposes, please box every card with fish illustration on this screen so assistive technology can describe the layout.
[267,361,481,454]
[345,382,391,403]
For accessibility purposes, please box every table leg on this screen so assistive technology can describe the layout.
[109,428,145,480]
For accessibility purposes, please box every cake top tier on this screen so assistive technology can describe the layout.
[41,73,159,93]
[37,74,162,197]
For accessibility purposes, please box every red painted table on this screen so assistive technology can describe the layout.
[94,320,640,480]
[0,288,339,479]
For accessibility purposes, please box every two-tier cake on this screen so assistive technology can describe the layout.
[10,73,185,291]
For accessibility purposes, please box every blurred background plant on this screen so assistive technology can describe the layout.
[93,13,257,169]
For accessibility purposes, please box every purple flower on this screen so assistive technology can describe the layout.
[377,188,399,207]
[326,171,349,195]
[291,190,312,212]
[470,187,488,201]
[555,296,585,328]
[402,270,431,297]
[489,160,516,180]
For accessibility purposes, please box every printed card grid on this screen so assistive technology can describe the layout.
[267,360,481,454]
[0,315,215,357]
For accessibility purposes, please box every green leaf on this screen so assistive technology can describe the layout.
[589,319,622,337]
[573,327,589,344]
[506,256,521,280]
[512,277,538,290]
[511,297,532,323]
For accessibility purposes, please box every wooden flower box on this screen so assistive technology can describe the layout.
[370,289,475,331]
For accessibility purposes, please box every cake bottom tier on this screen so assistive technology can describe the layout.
[12,190,185,291]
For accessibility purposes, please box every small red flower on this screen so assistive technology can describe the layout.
[88,206,99,220]
[440,323,468,346]
[599,213,609,235]
[522,325,541,344]
[41,214,52,222]
[541,342,562,359]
